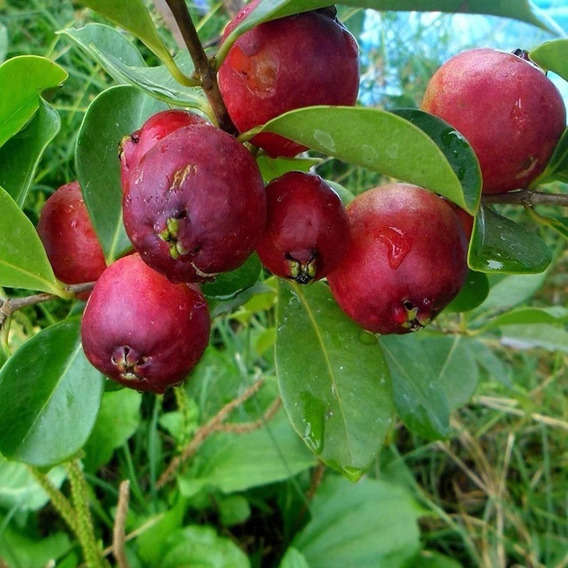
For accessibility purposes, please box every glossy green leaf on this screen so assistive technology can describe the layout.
[484,306,568,330]
[217,0,561,63]
[0,55,67,147]
[445,269,490,313]
[381,334,450,440]
[394,108,481,212]
[469,206,552,274]
[202,253,261,300]
[75,0,191,87]
[82,389,142,472]
[532,127,568,186]
[179,413,315,494]
[256,155,321,183]
[0,99,61,206]
[0,320,104,467]
[256,107,476,213]
[279,548,310,568]
[76,85,167,260]
[530,39,568,82]
[0,185,62,294]
[500,323,568,354]
[293,476,421,568]
[275,280,393,478]
[161,525,250,568]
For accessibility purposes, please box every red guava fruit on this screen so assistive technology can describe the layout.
[218,3,359,157]
[123,122,266,283]
[37,180,106,298]
[119,109,206,193]
[256,171,350,283]
[326,183,469,335]
[81,253,210,393]
[421,48,566,194]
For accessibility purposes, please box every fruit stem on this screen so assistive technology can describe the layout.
[163,0,238,135]
[482,188,568,208]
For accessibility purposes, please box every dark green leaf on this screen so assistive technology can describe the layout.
[0,320,104,467]
[381,334,450,440]
[293,476,421,568]
[394,108,481,213]
[530,39,568,82]
[445,269,490,313]
[256,107,476,213]
[0,185,62,294]
[0,55,67,147]
[0,99,60,206]
[275,280,393,478]
[469,206,551,274]
[202,253,261,300]
[76,85,167,260]
[256,154,320,183]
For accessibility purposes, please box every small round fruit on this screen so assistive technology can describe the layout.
[81,254,210,393]
[119,109,206,193]
[37,181,106,296]
[123,123,266,283]
[256,171,350,284]
[218,3,359,157]
[421,48,566,194]
[327,183,468,335]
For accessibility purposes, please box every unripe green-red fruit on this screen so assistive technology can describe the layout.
[256,171,350,284]
[81,253,210,393]
[421,48,566,194]
[327,183,469,335]
[119,109,206,193]
[123,123,266,283]
[37,181,106,297]
[218,2,359,158]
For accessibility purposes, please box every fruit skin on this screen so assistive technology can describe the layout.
[123,123,266,283]
[421,48,566,194]
[119,109,206,193]
[218,3,359,158]
[81,254,210,394]
[37,181,106,297]
[327,183,469,335]
[256,171,350,283]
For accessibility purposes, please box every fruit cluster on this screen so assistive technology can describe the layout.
[36,4,566,393]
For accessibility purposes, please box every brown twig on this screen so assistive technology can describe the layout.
[482,188,568,208]
[163,0,237,134]
[156,377,265,488]
[112,480,131,568]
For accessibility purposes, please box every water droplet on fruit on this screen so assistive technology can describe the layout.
[377,226,412,269]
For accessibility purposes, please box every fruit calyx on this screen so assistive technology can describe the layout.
[286,250,318,285]
[393,300,432,332]
[111,345,148,382]
[158,214,191,260]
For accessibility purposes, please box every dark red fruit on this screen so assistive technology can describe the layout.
[123,123,266,283]
[119,109,206,193]
[421,48,566,194]
[327,183,469,335]
[37,181,106,297]
[218,2,359,158]
[256,171,350,284]
[81,254,210,393]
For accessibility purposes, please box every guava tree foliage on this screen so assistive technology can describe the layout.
[0,0,567,566]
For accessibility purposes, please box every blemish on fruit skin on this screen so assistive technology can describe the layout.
[377,226,411,269]
[171,164,197,190]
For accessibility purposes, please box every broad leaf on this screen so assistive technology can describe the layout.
[445,269,489,313]
[76,85,167,260]
[217,0,561,63]
[469,206,551,274]
[0,320,104,467]
[500,323,568,354]
[74,0,192,87]
[202,253,261,300]
[279,548,310,568]
[256,155,321,183]
[275,280,393,479]
[381,334,450,440]
[0,185,63,294]
[484,306,568,330]
[256,107,476,212]
[531,127,568,186]
[530,39,568,82]
[293,476,421,568]
[0,55,67,147]
[0,99,61,206]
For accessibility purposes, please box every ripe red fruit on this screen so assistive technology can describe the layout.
[37,181,106,297]
[421,48,566,194]
[256,171,350,283]
[81,254,210,393]
[119,109,206,193]
[327,183,469,335]
[123,122,266,283]
[218,3,359,158]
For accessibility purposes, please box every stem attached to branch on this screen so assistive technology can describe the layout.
[163,0,237,135]
[482,188,568,208]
